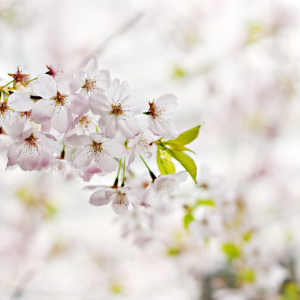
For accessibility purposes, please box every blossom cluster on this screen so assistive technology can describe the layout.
[0,55,196,214]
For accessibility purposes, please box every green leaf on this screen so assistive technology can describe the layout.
[167,248,181,256]
[166,125,201,146]
[183,212,194,229]
[222,243,241,262]
[194,199,215,208]
[281,282,300,300]
[157,146,175,175]
[242,231,253,243]
[166,148,197,184]
[164,141,196,154]
[173,66,185,78]
[238,269,255,283]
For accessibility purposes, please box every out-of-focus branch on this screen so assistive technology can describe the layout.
[77,12,144,69]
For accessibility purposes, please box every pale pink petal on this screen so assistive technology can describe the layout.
[41,120,51,132]
[57,77,71,94]
[111,194,129,215]
[89,188,115,206]
[69,93,89,115]
[96,153,118,172]
[8,92,34,111]
[167,171,188,184]
[83,185,106,191]
[51,107,73,133]
[118,117,140,139]
[89,93,112,116]
[66,134,93,146]
[141,183,158,206]
[108,79,130,104]
[32,74,57,98]
[89,133,109,144]
[98,115,118,138]
[70,71,85,93]
[72,147,93,169]
[2,111,24,139]
[7,143,23,166]
[0,135,12,152]
[102,141,128,158]
[34,131,57,141]
[122,94,148,115]
[31,99,55,124]
[154,177,179,194]
[155,93,178,114]
[98,69,111,91]
[85,54,98,78]
[128,145,136,168]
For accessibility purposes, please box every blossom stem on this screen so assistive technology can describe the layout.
[59,145,65,159]
[3,80,14,88]
[113,158,123,188]
[121,157,126,187]
[24,78,37,85]
[139,155,156,181]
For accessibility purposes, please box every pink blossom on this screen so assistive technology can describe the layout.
[89,78,148,138]
[66,132,128,172]
[7,128,56,171]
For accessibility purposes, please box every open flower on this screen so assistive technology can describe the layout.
[7,128,56,171]
[51,159,78,179]
[141,171,188,206]
[89,78,148,138]
[127,128,155,167]
[147,93,179,139]
[70,54,110,97]
[1,91,34,139]
[66,132,128,172]
[86,185,139,215]
[31,74,88,133]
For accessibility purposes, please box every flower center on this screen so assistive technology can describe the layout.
[111,104,124,116]
[87,141,107,162]
[79,115,96,133]
[8,66,30,84]
[0,102,8,114]
[52,91,67,106]
[23,134,40,157]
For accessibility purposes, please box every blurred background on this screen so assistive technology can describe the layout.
[1,0,300,299]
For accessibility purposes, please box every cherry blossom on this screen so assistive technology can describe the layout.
[7,128,56,171]
[86,185,139,215]
[127,128,155,167]
[79,162,108,182]
[189,207,222,239]
[70,54,111,96]
[31,74,88,133]
[146,93,179,139]
[66,132,128,172]
[89,78,148,138]
[141,171,188,206]
[51,159,78,179]
[1,91,34,139]
[8,66,30,87]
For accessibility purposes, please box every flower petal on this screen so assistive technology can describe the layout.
[108,79,130,104]
[85,54,98,78]
[102,141,128,158]
[155,93,178,115]
[122,94,148,115]
[8,92,34,111]
[89,93,112,116]
[66,134,92,147]
[90,188,114,206]
[2,111,24,139]
[72,147,93,169]
[111,194,129,215]
[98,115,118,138]
[69,93,89,115]
[51,107,73,133]
[32,74,57,98]
[31,99,55,124]
[118,117,140,139]
[96,153,118,172]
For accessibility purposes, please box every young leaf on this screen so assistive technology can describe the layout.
[166,148,197,183]
[183,212,194,229]
[164,141,196,154]
[166,125,201,146]
[157,146,175,175]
